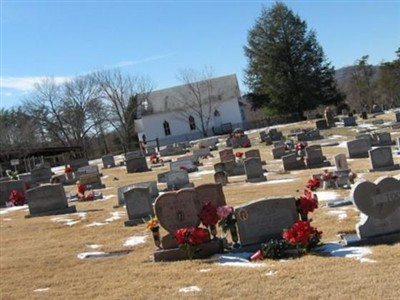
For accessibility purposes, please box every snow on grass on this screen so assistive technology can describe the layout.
[34,288,50,292]
[189,169,215,178]
[94,194,116,202]
[264,270,278,276]
[199,269,211,273]
[179,286,202,293]
[3,218,12,221]
[86,243,102,249]
[326,210,348,220]
[77,252,107,259]
[123,235,148,247]
[84,222,108,227]
[0,205,28,215]
[315,191,340,202]
[316,242,376,263]
[105,211,125,222]
[212,252,266,268]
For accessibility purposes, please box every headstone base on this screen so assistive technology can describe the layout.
[124,218,146,227]
[369,164,400,172]
[341,231,400,246]
[246,176,267,183]
[153,240,223,262]
[25,205,77,218]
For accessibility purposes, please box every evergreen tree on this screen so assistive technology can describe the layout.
[244,2,344,117]
[378,48,400,106]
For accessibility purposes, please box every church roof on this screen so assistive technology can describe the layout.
[140,74,241,116]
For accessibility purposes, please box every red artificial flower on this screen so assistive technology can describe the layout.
[65,166,73,174]
[24,182,31,190]
[242,141,251,148]
[306,177,320,191]
[77,183,86,195]
[283,220,322,248]
[8,190,26,206]
[296,193,318,215]
[175,227,209,246]
[295,142,307,151]
[235,152,243,158]
[198,202,219,227]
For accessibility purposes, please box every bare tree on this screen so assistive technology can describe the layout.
[23,75,107,155]
[174,67,222,137]
[346,55,378,111]
[95,69,154,152]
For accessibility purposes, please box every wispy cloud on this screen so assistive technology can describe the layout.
[0,76,71,92]
[109,52,176,68]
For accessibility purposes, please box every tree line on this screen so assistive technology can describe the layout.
[2,1,399,159]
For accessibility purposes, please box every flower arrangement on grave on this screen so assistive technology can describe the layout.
[64,165,73,174]
[282,220,322,251]
[217,205,240,248]
[78,191,96,202]
[305,177,320,191]
[295,142,307,151]
[175,227,210,260]
[322,169,338,181]
[199,202,219,239]
[147,217,161,247]
[150,154,160,164]
[296,192,318,220]
[251,220,323,261]
[235,151,243,158]
[7,190,26,206]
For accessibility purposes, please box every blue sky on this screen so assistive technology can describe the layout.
[1,0,399,109]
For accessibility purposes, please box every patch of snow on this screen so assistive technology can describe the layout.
[179,286,202,293]
[86,244,102,249]
[326,210,348,220]
[101,175,109,179]
[189,169,215,178]
[0,205,28,215]
[34,288,50,292]
[316,242,376,263]
[105,211,125,222]
[3,218,12,221]
[266,178,299,184]
[315,191,340,201]
[213,252,266,268]
[77,252,107,259]
[336,141,348,148]
[199,269,211,273]
[123,235,147,247]
[264,270,278,276]
[94,194,116,202]
[84,222,108,227]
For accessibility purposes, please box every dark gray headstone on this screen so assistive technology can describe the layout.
[282,153,306,171]
[165,170,193,190]
[315,119,328,130]
[31,166,52,184]
[26,184,76,217]
[102,155,116,168]
[124,187,153,226]
[235,197,299,246]
[126,157,149,173]
[369,147,399,172]
[347,139,372,158]
[343,116,357,126]
[214,171,228,186]
[244,158,266,183]
[195,183,226,208]
[272,146,286,159]
[69,158,89,171]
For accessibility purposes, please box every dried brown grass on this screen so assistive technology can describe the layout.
[1,115,400,300]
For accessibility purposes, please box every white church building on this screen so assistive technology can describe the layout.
[134,74,245,146]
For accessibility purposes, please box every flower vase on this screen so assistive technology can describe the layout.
[151,227,161,248]
[229,222,240,248]
[209,224,217,240]
[299,212,308,221]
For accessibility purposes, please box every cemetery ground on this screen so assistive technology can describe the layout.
[1,113,400,300]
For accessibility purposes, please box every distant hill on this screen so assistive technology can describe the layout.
[335,65,380,86]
